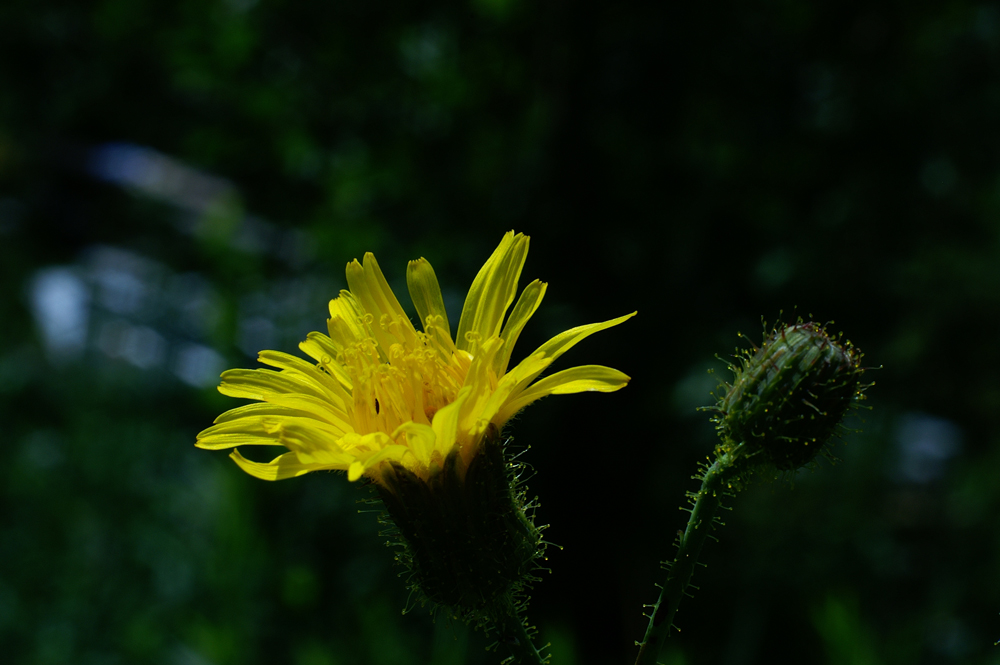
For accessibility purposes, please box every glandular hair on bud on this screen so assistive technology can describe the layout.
[714,321,866,471]
[374,425,544,626]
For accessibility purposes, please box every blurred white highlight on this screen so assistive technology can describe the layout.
[30,268,90,361]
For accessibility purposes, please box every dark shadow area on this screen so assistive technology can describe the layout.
[2,1,999,663]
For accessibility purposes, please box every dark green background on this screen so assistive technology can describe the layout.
[2,1,999,663]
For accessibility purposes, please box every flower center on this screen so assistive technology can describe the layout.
[333,314,473,446]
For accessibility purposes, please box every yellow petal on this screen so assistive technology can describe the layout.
[327,290,369,347]
[348,431,394,453]
[259,393,353,432]
[347,461,365,481]
[216,370,354,431]
[298,332,353,391]
[327,290,383,362]
[455,231,529,352]
[212,402,314,424]
[196,427,284,450]
[230,449,330,481]
[346,254,418,350]
[271,420,355,456]
[496,365,631,424]
[393,422,436,468]
[431,386,471,458]
[504,312,636,397]
[257,350,351,410]
[353,444,412,479]
[406,257,451,339]
[457,336,505,436]
[198,414,350,451]
[218,368,329,403]
[495,279,547,377]
[287,446,355,468]
[363,254,417,335]
[298,331,337,361]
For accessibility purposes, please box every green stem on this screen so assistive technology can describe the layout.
[634,453,743,665]
[493,602,546,665]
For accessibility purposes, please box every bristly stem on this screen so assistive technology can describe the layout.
[634,452,744,665]
[493,601,546,665]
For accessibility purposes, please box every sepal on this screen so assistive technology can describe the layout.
[374,425,545,627]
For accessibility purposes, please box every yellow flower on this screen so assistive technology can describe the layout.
[196,231,634,485]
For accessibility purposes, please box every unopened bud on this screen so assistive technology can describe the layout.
[714,321,867,471]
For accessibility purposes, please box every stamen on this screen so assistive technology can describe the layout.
[464,331,482,348]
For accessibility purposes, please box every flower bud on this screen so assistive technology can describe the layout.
[714,322,866,471]
[374,425,544,625]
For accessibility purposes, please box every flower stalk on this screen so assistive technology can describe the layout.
[492,600,547,665]
[634,448,750,665]
[635,321,871,665]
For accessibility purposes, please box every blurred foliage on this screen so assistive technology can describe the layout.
[2,0,1000,664]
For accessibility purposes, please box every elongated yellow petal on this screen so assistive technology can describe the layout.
[254,393,353,432]
[212,402,317,424]
[298,332,354,390]
[364,254,419,339]
[230,450,330,481]
[328,290,384,362]
[406,258,451,338]
[496,365,631,423]
[392,422,436,468]
[281,439,356,467]
[198,414,350,450]
[219,368,330,403]
[196,429,285,450]
[344,431,393,452]
[327,290,369,345]
[298,332,337,361]
[530,311,636,363]
[457,336,505,438]
[431,386,471,459]
[257,350,351,410]
[345,259,394,352]
[455,231,529,352]
[269,420,355,456]
[495,279,547,377]
[353,444,412,479]
[503,312,637,400]
[346,254,419,351]
[216,374,354,431]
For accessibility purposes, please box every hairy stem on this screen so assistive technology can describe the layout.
[493,602,546,665]
[634,453,743,665]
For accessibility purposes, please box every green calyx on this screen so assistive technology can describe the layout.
[712,321,867,472]
[374,426,545,628]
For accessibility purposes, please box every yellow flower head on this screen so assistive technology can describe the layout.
[196,231,634,485]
